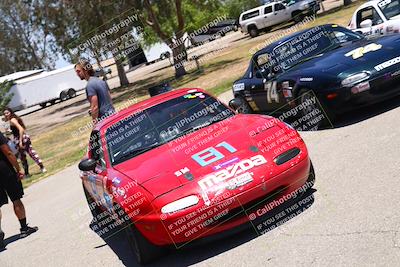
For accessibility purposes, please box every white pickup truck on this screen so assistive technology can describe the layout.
[239,0,320,37]
[348,0,400,37]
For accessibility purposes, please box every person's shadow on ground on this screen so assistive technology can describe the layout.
[0,228,39,252]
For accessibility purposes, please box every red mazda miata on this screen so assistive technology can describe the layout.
[78,88,314,264]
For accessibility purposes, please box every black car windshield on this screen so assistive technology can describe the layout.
[378,0,400,20]
[261,25,363,73]
[106,92,234,165]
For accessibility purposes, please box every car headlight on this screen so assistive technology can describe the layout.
[161,195,199,214]
[303,3,310,9]
[341,72,370,87]
[233,83,245,92]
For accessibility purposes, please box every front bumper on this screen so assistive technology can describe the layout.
[135,156,311,246]
[321,72,400,114]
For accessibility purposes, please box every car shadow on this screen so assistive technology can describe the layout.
[89,188,316,266]
[333,94,400,129]
[273,94,400,132]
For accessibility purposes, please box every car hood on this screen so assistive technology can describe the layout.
[288,35,400,76]
[113,114,295,198]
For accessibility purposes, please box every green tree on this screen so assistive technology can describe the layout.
[220,0,261,19]
[41,0,141,86]
[0,80,13,111]
[0,0,58,76]
[134,0,224,78]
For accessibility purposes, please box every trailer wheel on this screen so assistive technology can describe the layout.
[40,103,47,108]
[68,89,76,98]
[60,91,68,101]
[50,100,57,105]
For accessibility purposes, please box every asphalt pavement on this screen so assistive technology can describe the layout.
[0,91,400,267]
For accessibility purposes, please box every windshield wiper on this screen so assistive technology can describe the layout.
[173,115,232,139]
[113,143,161,164]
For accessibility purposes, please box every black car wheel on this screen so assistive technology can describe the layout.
[124,217,165,264]
[68,89,76,98]
[82,183,103,218]
[248,27,259,38]
[307,161,315,188]
[235,97,253,114]
[60,91,68,101]
[292,11,305,23]
[297,88,335,129]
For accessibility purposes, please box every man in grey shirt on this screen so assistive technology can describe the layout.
[75,60,115,123]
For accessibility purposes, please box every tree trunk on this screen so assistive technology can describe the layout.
[344,0,352,6]
[115,57,129,86]
[171,42,187,78]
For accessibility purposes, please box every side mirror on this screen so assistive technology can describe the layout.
[229,98,243,111]
[78,158,97,172]
[360,19,372,28]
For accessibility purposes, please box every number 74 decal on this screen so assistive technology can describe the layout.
[265,81,279,103]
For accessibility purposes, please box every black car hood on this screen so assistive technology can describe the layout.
[288,35,400,76]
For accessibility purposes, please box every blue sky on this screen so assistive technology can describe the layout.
[55,56,71,68]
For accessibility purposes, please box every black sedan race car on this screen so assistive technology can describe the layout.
[231,24,400,128]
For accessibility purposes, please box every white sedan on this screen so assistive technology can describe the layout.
[348,0,400,36]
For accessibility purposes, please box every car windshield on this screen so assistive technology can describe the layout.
[106,92,234,165]
[261,25,363,73]
[378,0,400,19]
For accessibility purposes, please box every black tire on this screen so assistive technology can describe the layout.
[248,26,259,38]
[307,161,315,188]
[235,97,253,114]
[297,88,335,129]
[124,216,166,264]
[39,103,47,108]
[68,89,76,98]
[82,184,103,218]
[60,91,68,101]
[292,11,304,23]
[50,100,57,105]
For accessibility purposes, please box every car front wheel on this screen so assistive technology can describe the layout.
[124,215,166,264]
[233,97,253,114]
[248,27,259,38]
[297,88,335,129]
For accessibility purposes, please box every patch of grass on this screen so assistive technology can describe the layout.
[22,97,140,188]
[208,76,242,96]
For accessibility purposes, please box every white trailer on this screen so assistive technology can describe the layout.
[3,65,87,111]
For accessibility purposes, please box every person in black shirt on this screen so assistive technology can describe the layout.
[0,132,38,248]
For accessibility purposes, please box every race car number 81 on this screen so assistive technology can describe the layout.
[265,81,279,103]
[192,142,237,167]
